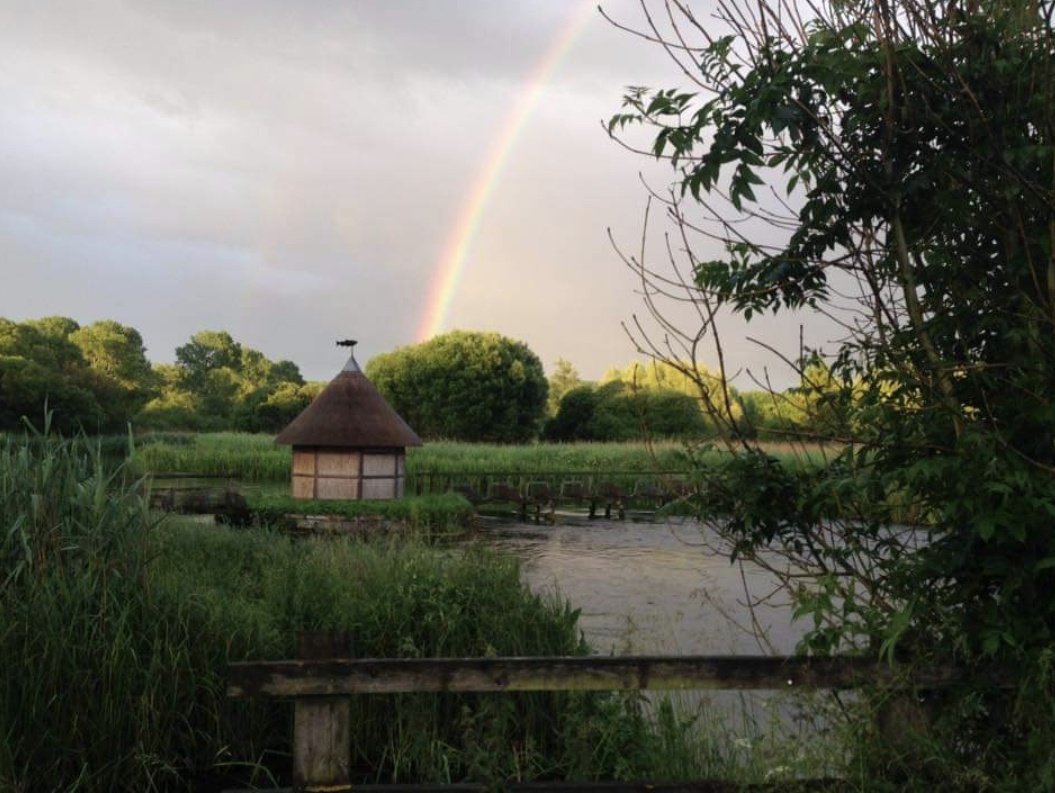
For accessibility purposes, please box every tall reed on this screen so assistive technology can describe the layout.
[0,426,199,791]
[126,432,831,483]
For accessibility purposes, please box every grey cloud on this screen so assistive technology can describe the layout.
[0,0,827,387]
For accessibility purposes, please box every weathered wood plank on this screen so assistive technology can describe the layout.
[509,783,840,792]
[292,632,353,789]
[223,786,487,793]
[223,780,841,792]
[227,654,962,699]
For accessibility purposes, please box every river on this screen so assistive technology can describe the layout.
[481,515,803,656]
[478,515,839,764]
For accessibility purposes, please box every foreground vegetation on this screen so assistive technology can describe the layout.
[609,0,1055,788]
[2,431,844,791]
[246,491,475,536]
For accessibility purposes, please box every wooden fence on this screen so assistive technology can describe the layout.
[407,469,696,521]
[226,632,959,792]
[407,470,692,498]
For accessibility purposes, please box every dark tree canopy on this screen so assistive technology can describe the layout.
[611,0,1055,784]
[366,330,548,443]
[0,317,115,431]
[544,381,708,442]
[0,318,312,433]
[70,320,155,421]
[0,355,103,433]
[146,329,309,431]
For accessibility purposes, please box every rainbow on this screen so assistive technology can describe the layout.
[416,2,596,342]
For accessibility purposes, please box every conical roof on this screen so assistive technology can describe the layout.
[275,352,422,448]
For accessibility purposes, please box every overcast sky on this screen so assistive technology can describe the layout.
[0,0,830,388]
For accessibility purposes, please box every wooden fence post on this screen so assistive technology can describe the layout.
[294,631,353,791]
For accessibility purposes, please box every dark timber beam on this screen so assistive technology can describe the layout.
[227,654,964,699]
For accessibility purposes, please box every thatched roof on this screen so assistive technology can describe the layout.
[275,354,422,448]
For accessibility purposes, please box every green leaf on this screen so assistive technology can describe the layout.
[982,632,1001,656]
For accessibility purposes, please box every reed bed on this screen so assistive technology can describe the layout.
[127,433,832,483]
[130,431,288,480]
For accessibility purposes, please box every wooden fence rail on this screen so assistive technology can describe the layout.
[227,654,960,699]
[227,637,962,792]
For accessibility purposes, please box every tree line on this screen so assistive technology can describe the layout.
[544,358,846,443]
[0,318,317,433]
[1,317,838,441]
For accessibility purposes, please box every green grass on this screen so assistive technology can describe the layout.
[126,432,834,483]
[412,440,696,474]
[246,491,475,536]
[2,430,850,791]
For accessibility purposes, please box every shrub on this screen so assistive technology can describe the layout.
[366,331,548,443]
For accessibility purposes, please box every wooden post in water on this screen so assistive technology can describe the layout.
[293,631,353,790]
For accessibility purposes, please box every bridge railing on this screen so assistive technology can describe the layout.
[406,470,694,496]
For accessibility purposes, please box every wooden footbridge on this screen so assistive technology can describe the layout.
[408,470,696,521]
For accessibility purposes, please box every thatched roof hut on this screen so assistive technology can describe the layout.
[275,342,422,500]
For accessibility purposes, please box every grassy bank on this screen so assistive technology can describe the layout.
[5,432,836,791]
[246,491,475,536]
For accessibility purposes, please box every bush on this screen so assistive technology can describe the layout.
[545,382,708,442]
[366,330,548,443]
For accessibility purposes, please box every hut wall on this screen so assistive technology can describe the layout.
[291,446,406,501]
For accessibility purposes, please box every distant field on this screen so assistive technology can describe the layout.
[128,432,835,482]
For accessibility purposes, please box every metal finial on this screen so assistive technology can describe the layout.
[336,339,358,348]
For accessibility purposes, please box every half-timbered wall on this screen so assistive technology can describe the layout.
[291,446,406,500]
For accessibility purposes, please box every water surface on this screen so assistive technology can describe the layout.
[481,516,803,656]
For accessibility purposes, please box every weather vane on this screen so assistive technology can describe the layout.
[336,339,358,348]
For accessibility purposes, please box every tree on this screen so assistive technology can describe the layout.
[543,385,601,441]
[174,331,242,391]
[366,331,548,443]
[546,358,584,416]
[232,381,322,433]
[0,318,105,431]
[0,319,308,432]
[602,359,725,401]
[600,358,742,434]
[24,316,80,343]
[0,356,103,432]
[269,359,305,387]
[0,318,85,374]
[611,0,1055,784]
[163,330,307,428]
[544,381,708,441]
[70,320,155,422]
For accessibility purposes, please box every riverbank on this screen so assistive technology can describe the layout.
[4,433,842,791]
[246,491,474,539]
